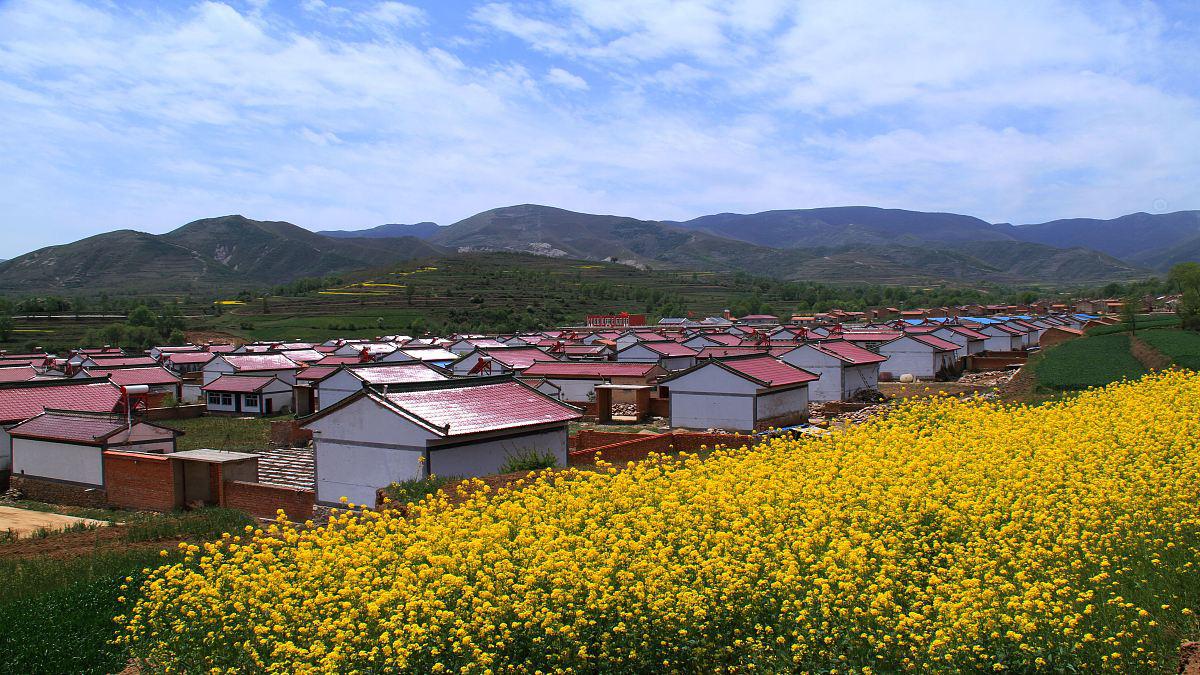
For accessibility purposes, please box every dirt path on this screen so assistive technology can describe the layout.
[185,330,246,346]
[0,505,110,539]
[1130,334,1172,371]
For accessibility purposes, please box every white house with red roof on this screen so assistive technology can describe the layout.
[928,326,988,359]
[450,347,559,376]
[876,334,961,380]
[302,377,582,506]
[315,362,449,411]
[8,410,181,489]
[202,375,293,415]
[659,354,818,432]
[517,361,667,403]
[379,346,459,367]
[202,353,300,386]
[447,337,507,355]
[777,341,887,402]
[77,366,183,406]
[977,324,1025,352]
[615,341,698,371]
[0,378,125,474]
[161,351,216,375]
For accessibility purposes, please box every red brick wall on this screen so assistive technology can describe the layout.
[103,452,179,511]
[569,432,754,466]
[573,430,653,451]
[223,480,314,522]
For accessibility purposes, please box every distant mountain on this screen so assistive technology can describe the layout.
[0,215,445,292]
[318,222,442,240]
[672,206,1016,248]
[428,204,1141,284]
[2,204,1180,293]
[1012,211,1200,269]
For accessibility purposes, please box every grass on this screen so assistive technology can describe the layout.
[1137,329,1200,370]
[169,414,288,451]
[380,475,464,507]
[1084,315,1180,335]
[1033,332,1147,392]
[0,507,254,673]
[499,448,561,473]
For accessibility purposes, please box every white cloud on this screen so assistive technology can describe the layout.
[545,66,588,90]
[0,0,1197,259]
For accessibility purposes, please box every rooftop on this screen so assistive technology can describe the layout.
[0,379,123,423]
[379,379,581,436]
[201,375,282,393]
[520,362,662,378]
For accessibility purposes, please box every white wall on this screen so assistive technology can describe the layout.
[0,427,11,472]
[878,339,940,379]
[615,344,659,363]
[667,363,759,430]
[316,369,365,411]
[429,428,568,478]
[756,386,809,427]
[843,364,879,399]
[307,396,437,505]
[780,346,840,402]
[12,438,104,486]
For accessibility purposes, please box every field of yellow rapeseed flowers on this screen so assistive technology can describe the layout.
[119,372,1200,672]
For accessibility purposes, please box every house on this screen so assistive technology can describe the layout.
[202,375,293,416]
[202,353,300,386]
[929,326,988,360]
[447,337,507,355]
[777,341,886,403]
[380,347,459,367]
[302,377,582,506]
[517,362,667,404]
[161,351,215,375]
[79,355,159,370]
[737,314,779,326]
[1039,325,1085,348]
[332,342,399,360]
[977,324,1025,352]
[659,354,818,432]
[0,378,125,476]
[314,363,448,411]
[9,410,181,489]
[615,341,698,371]
[79,367,182,406]
[681,333,742,350]
[840,331,904,350]
[876,334,960,380]
[450,347,558,376]
[0,366,39,383]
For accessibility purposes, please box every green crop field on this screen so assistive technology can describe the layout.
[1137,329,1200,370]
[1033,332,1147,392]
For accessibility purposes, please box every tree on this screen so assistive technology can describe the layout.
[0,314,13,342]
[1168,262,1200,293]
[128,305,156,327]
[1121,295,1138,333]
[1180,289,1200,332]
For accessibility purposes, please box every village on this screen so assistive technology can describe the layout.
[0,298,1144,522]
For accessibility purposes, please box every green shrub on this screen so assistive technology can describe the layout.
[500,448,560,474]
[382,475,463,506]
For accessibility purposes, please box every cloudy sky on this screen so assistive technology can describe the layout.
[1,0,1198,258]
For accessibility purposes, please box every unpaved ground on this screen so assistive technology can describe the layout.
[185,330,246,346]
[0,505,109,539]
[1130,334,1172,371]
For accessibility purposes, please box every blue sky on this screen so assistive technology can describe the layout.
[1,0,1199,258]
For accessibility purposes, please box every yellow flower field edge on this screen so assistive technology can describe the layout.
[118,372,1200,672]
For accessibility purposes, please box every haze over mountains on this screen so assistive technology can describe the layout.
[1,205,1196,293]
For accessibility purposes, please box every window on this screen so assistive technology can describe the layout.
[208,392,233,406]
[243,394,260,408]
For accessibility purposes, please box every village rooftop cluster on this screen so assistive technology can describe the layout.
[0,300,1137,516]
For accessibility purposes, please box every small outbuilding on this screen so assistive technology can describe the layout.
[659,354,818,432]
[202,375,293,415]
[302,377,582,506]
[778,341,886,403]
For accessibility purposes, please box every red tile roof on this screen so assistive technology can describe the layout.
[718,355,819,387]
[696,346,793,359]
[314,355,365,366]
[640,341,698,357]
[86,356,159,367]
[0,366,38,383]
[382,380,580,436]
[86,367,181,387]
[907,334,961,352]
[347,364,448,385]
[806,341,888,365]
[296,365,340,382]
[165,352,216,365]
[945,326,988,340]
[479,348,559,369]
[398,347,459,362]
[201,375,282,393]
[840,331,903,342]
[218,354,299,372]
[0,380,123,423]
[7,411,176,445]
[520,362,662,378]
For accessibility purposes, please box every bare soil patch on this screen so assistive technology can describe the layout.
[1130,334,1172,371]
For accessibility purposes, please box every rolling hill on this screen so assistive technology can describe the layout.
[672,206,1016,248]
[0,204,1180,294]
[0,216,445,293]
[318,222,443,239]
[1012,211,1200,268]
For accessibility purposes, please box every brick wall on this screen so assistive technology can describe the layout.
[223,480,314,522]
[270,420,313,447]
[142,404,206,421]
[103,451,180,511]
[569,431,754,466]
[9,475,108,508]
[573,430,655,451]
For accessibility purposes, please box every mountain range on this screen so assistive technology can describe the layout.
[1,205,1196,293]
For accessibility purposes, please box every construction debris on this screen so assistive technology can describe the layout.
[957,370,1018,387]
